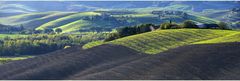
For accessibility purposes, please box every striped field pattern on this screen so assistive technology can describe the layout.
[108,29,240,54]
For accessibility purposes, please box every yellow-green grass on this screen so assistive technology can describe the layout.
[38,12,74,20]
[20,12,75,29]
[194,32,240,44]
[0,56,32,64]
[36,12,100,30]
[82,41,105,49]
[57,20,91,33]
[56,16,131,33]
[107,29,239,54]
[0,34,28,39]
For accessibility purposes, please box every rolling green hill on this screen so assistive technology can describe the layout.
[0,12,74,29]
[0,10,221,33]
[20,12,75,29]
[38,12,218,33]
[57,20,92,33]
[37,12,162,33]
[36,12,100,30]
[0,12,55,25]
[83,29,240,54]
[109,29,239,54]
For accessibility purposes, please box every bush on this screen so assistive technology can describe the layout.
[43,29,54,34]
[182,20,198,28]
[33,30,43,34]
[116,24,155,37]
[55,28,62,34]
[160,23,172,29]
[104,33,120,41]
[160,22,181,29]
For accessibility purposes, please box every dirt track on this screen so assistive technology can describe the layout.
[0,42,240,80]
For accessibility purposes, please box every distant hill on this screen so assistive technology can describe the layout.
[0,12,74,29]
[0,1,239,18]
[198,8,240,23]
[1,1,239,12]
[0,1,239,32]
[0,42,240,79]
[0,3,37,17]
[0,11,220,33]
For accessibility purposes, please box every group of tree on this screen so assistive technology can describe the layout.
[0,24,64,34]
[105,24,159,41]
[20,28,63,34]
[0,24,25,34]
[0,32,108,56]
[159,20,230,30]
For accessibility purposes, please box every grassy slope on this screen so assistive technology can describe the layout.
[21,12,75,29]
[0,12,55,25]
[109,29,239,54]
[57,20,92,33]
[36,12,100,30]
[198,10,230,21]
[83,29,239,54]
[56,19,120,33]
[188,14,219,24]
[0,12,74,29]
[194,32,240,44]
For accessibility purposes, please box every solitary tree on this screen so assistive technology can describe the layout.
[218,22,229,30]
[55,28,62,34]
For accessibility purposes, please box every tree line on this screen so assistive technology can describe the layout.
[0,24,24,34]
[0,33,108,56]
[105,20,230,41]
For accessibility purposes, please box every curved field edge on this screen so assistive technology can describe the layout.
[57,20,92,33]
[83,29,240,54]
[194,32,240,44]
[36,12,100,30]
[0,56,32,64]
[0,12,58,25]
[83,41,105,49]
